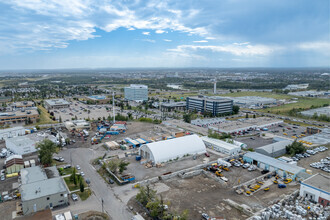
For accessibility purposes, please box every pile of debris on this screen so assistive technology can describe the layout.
[252,193,330,220]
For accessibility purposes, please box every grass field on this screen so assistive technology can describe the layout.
[64,176,86,191]
[258,97,329,115]
[36,105,58,125]
[77,189,91,201]
[217,91,293,99]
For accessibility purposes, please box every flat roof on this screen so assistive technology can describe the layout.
[45,99,70,106]
[126,84,148,89]
[201,136,241,151]
[302,173,330,193]
[0,109,39,118]
[244,152,305,174]
[161,102,186,107]
[21,166,48,185]
[0,126,26,134]
[20,177,67,201]
[188,96,232,103]
[88,95,107,100]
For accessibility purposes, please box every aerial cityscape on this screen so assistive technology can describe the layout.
[0,1,329,220]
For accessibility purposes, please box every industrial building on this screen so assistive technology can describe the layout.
[255,140,293,157]
[223,96,277,108]
[160,101,186,112]
[300,106,330,117]
[64,120,90,131]
[86,95,110,104]
[243,152,306,180]
[0,126,26,139]
[300,128,330,146]
[209,117,283,134]
[186,96,233,116]
[44,99,70,110]
[288,90,327,97]
[300,173,330,207]
[0,109,39,125]
[284,83,309,90]
[139,134,206,164]
[5,136,37,155]
[20,166,68,215]
[124,84,148,101]
[201,136,241,155]
[5,155,24,174]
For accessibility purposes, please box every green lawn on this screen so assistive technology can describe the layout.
[64,176,86,191]
[77,189,91,201]
[36,105,58,125]
[216,91,293,99]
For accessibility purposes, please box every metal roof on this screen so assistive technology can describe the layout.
[201,136,241,151]
[45,99,70,106]
[20,177,67,201]
[244,152,305,174]
[256,140,293,154]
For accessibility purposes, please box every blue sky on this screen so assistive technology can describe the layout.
[0,0,329,69]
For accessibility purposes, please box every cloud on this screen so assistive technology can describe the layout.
[163,39,172,42]
[142,31,150,35]
[297,41,330,54]
[193,40,208,43]
[168,43,282,56]
[155,30,166,34]
[127,27,135,31]
[142,39,155,43]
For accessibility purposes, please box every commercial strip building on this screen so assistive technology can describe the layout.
[255,140,293,157]
[44,99,70,110]
[160,101,186,112]
[20,166,68,215]
[288,90,329,97]
[201,136,241,155]
[243,152,306,180]
[0,109,39,125]
[300,173,330,207]
[5,136,37,155]
[223,96,277,108]
[284,83,309,90]
[10,101,35,109]
[124,84,148,101]
[0,126,26,139]
[186,96,233,116]
[300,106,330,117]
[139,134,206,164]
[209,117,283,134]
[86,95,110,104]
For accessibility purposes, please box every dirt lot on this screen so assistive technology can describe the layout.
[122,152,218,182]
[157,175,299,220]
[0,200,16,220]
[236,136,273,149]
[297,147,330,175]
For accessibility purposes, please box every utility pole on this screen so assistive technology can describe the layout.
[101,198,104,213]
[112,92,115,124]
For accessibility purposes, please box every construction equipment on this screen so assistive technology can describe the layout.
[223,167,229,171]
[273,180,278,184]
[264,187,270,191]
[246,191,251,195]
[257,181,264,185]
[215,171,223,177]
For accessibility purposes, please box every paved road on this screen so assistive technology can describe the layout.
[58,148,133,220]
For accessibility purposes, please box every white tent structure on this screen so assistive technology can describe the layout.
[139,134,206,164]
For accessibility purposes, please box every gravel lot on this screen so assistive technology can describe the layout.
[297,147,330,175]
[0,200,16,220]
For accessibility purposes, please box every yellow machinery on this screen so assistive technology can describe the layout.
[273,180,278,184]
[257,181,264,185]
[215,171,223,177]
[246,191,251,195]
[264,187,270,191]
[223,167,229,171]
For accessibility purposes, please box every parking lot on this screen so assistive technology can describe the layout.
[297,146,330,175]
[53,101,119,121]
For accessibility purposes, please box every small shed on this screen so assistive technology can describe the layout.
[5,155,24,174]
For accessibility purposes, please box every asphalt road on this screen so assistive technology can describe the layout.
[58,148,133,220]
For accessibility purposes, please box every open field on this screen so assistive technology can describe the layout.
[258,97,330,115]
[36,105,58,125]
[217,91,294,99]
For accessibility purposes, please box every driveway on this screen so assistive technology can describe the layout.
[58,148,133,219]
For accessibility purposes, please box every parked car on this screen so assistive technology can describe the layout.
[202,213,210,220]
[1,175,5,181]
[242,163,250,169]
[71,193,78,201]
[261,170,269,174]
[64,165,71,169]
[76,165,81,170]
[205,152,210,157]
[80,172,85,177]
[85,178,91,184]
[278,184,287,188]
[108,178,114,184]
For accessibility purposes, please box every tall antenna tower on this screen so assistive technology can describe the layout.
[213,80,217,94]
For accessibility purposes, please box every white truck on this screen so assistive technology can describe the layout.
[217,159,232,167]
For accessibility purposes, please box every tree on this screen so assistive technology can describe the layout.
[108,159,120,173]
[119,160,130,174]
[183,113,191,123]
[71,167,77,184]
[38,139,56,166]
[136,185,157,206]
[253,114,256,118]
[79,178,84,192]
[286,141,306,156]
[232,105,240,114]
[245,113,249,118]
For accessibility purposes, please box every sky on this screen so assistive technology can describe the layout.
[0,0,329,69]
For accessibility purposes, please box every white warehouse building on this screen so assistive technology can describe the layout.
[139,134,206,164]
[201,136,241,155]
[300,173,330,207]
